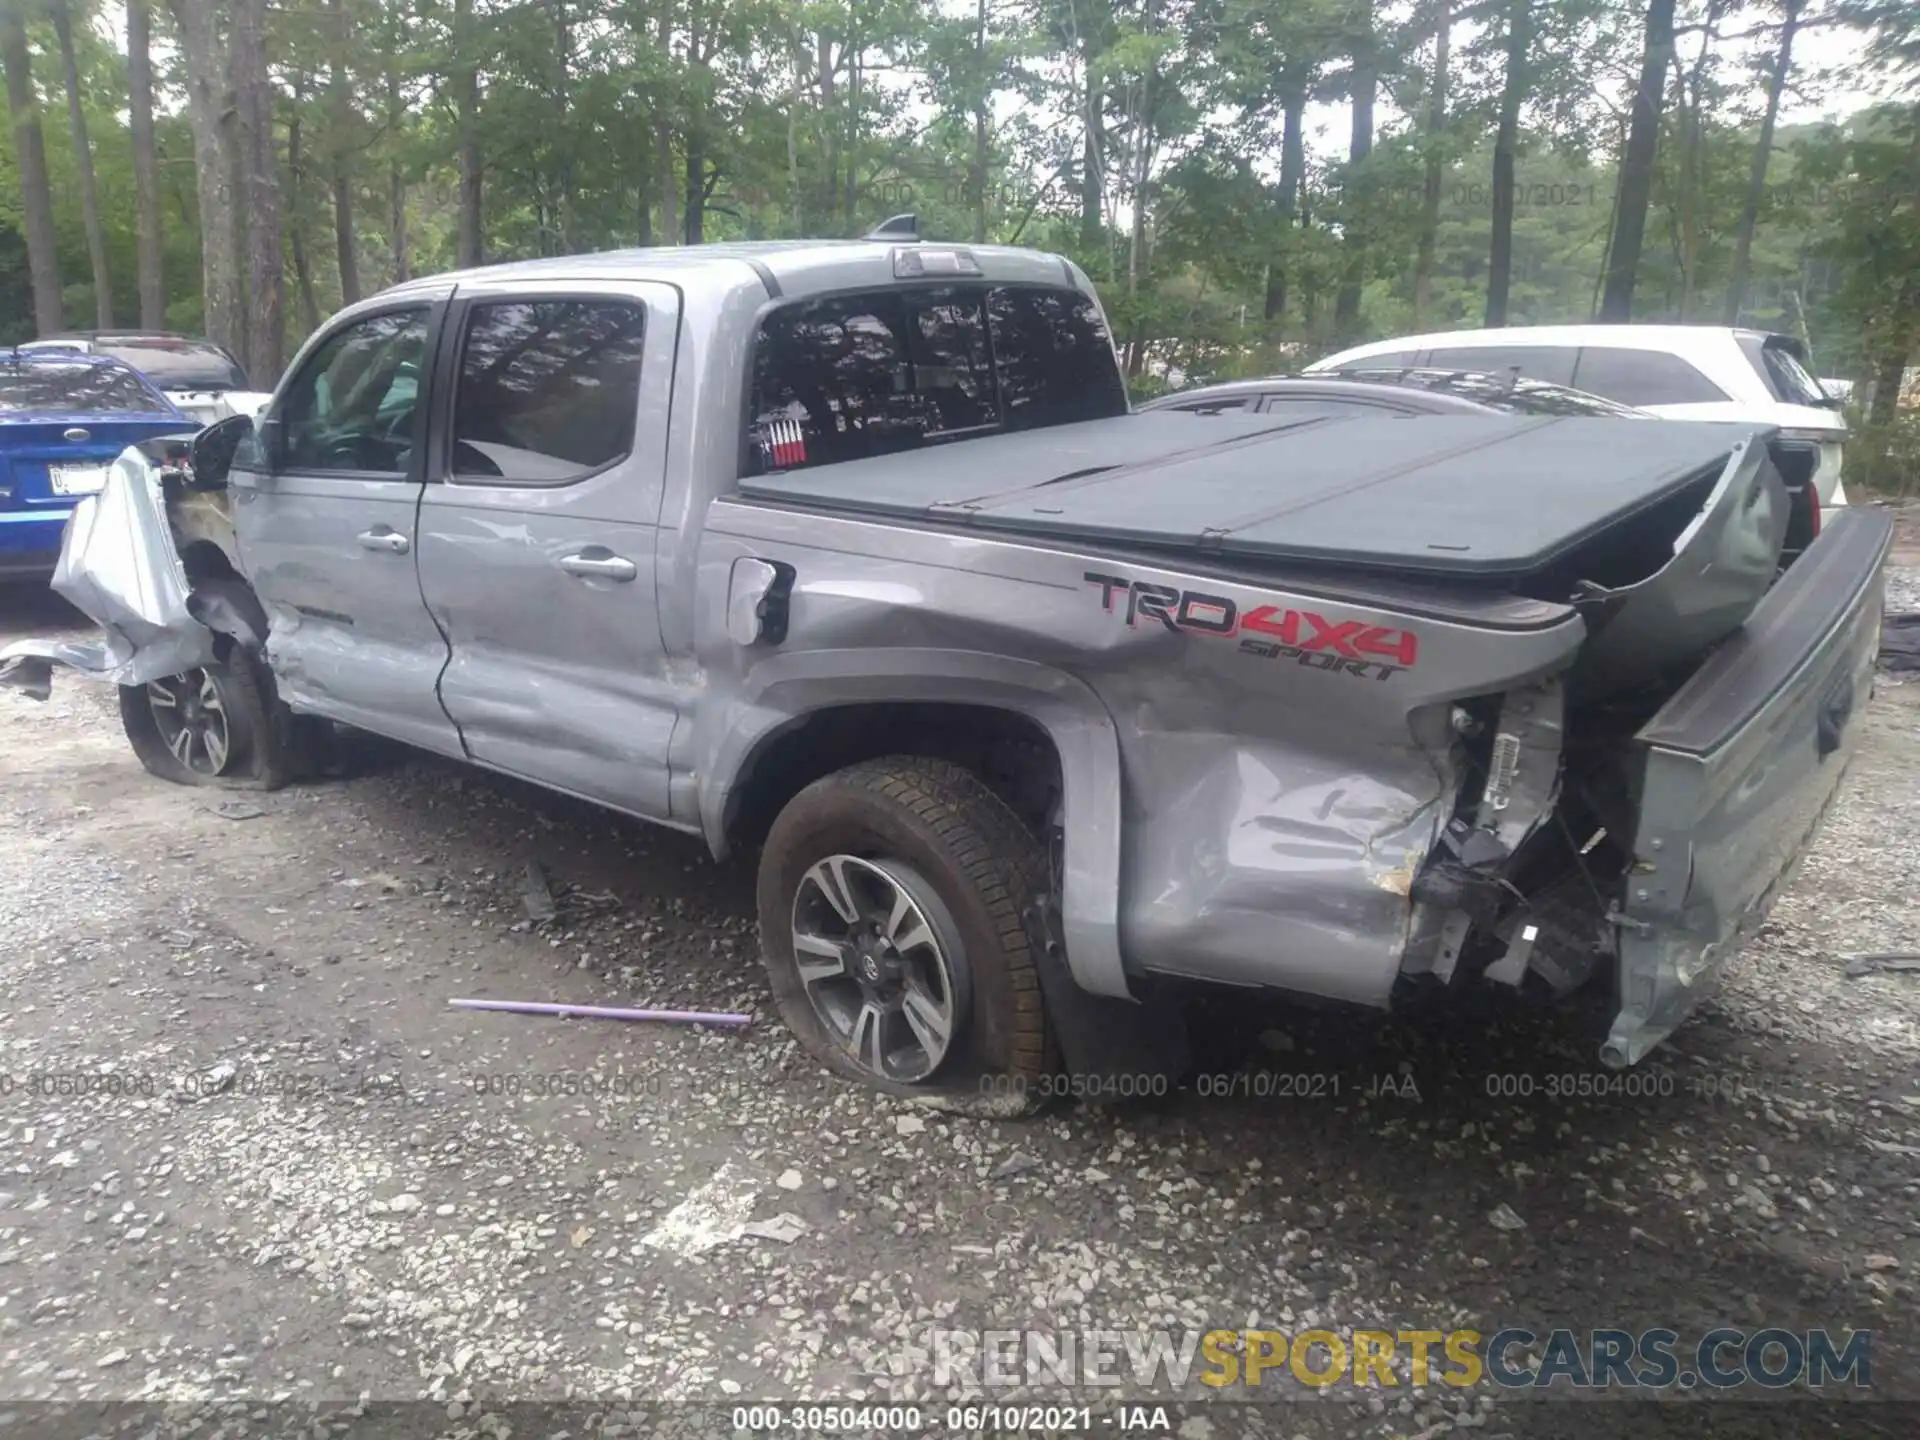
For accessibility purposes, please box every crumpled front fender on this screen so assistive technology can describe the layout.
[0,447,218,698]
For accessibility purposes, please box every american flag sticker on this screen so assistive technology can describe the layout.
[763,418,807,468]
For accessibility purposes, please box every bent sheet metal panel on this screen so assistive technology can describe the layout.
[696,500,1588,1006]
[0,448,216,698]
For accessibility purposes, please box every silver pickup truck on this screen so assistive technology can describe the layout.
[2,232,1891,1109]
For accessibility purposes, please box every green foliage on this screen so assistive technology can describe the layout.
[0,0,1914,429]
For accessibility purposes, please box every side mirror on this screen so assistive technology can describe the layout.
[187,413,255,490]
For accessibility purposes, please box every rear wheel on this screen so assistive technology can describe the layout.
[757,757,1053,1111]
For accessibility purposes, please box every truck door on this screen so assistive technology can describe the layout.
[229,296,464,757]
[413,280,680,819]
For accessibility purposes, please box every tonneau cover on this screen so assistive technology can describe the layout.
[738,412,1773,578]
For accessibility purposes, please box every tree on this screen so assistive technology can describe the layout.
[327,0,360,305]
[51,0,110,326]
[1725,0,1807,322]
[1,0,64,334]
[233,0,282,380]
[1333,0,1377,335]
[166,0,242,356]
[1486,0,1532,327]
[454,0,483,265]
[127,0,165,327]
[1598,0,1678,320]
[1412,0,1452,326]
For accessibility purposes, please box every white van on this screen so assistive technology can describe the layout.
[1308,325,1849,505]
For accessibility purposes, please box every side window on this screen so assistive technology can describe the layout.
[1421,345,1579,386]
[451,299,647,483]
[1172,395,1252,415]
[279,310,430,474]
[1572,348,1731,405]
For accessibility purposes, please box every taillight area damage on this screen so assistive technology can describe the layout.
[1392,445,1889,1068]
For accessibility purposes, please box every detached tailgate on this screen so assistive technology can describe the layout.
[1603,506,1892,1066]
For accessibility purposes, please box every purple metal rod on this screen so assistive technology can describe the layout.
[449,997,752,1027]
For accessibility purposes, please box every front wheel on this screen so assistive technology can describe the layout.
[756,757,1054,1110]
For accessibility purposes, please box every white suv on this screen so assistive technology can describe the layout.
[1307,325,1849,505]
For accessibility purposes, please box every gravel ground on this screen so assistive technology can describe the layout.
[2,574,1918,1440]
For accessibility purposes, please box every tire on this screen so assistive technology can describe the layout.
[757,756,1054,1111]
[117,580,308,790]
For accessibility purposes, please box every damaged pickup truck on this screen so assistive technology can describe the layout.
[2,231,1891,1106]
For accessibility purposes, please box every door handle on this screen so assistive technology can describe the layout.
[356,527,411,554]
[559,550,638,582]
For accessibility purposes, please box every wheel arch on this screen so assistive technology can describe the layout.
[699,649,1131,1000]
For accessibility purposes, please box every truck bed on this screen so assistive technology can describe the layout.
[737,411,1772,581]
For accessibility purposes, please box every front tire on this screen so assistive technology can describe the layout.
[757,757,1053,1110]
[117,581,308,790]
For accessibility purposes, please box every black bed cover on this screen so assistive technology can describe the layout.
[736,411,1773,578]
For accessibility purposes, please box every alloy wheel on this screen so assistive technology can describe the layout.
[789,854,971,1083]
[145,670,233,776]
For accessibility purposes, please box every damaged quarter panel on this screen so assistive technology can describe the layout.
[694,501,1586,1007]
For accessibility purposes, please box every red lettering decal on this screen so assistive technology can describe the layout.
[1239,605,1299,644]
[1356,627,1420,667]
[1295,613,1367,658]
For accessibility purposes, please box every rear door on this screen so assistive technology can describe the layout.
[229,296,462,756]
[414,280,680,819]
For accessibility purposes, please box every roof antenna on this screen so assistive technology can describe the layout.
[865,213,919,241]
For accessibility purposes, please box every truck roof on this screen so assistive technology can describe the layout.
[376,238,1085,307]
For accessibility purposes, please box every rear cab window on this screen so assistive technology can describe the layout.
[745,283,1127,474]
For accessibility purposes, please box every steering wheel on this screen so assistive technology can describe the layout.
[320,435,367,468]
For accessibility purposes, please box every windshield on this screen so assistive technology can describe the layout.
[747,282,1128,473]
[1339,367,1647,417]
[0,360,172,414]
[99,340,249,392]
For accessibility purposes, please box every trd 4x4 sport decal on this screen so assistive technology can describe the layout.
[1084,572,1419,682]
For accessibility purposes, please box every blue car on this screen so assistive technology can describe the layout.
[1,350,194,581]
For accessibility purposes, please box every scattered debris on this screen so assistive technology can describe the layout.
[1866,1139,1920,1157]
[212,800,265,821]
[1863,1254,1902,1272]
[775,1169,804,1192]
[739,1213,810,1245]
[992,1152,1043,1180]
[1488,1203,1527,1232]
[1844,952,1920,979]
[639,1163,759,1258]
[894,1115,927,1136]
[449,997,752,1027]
[1879,613,1920,672]
[521,861,557,923]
